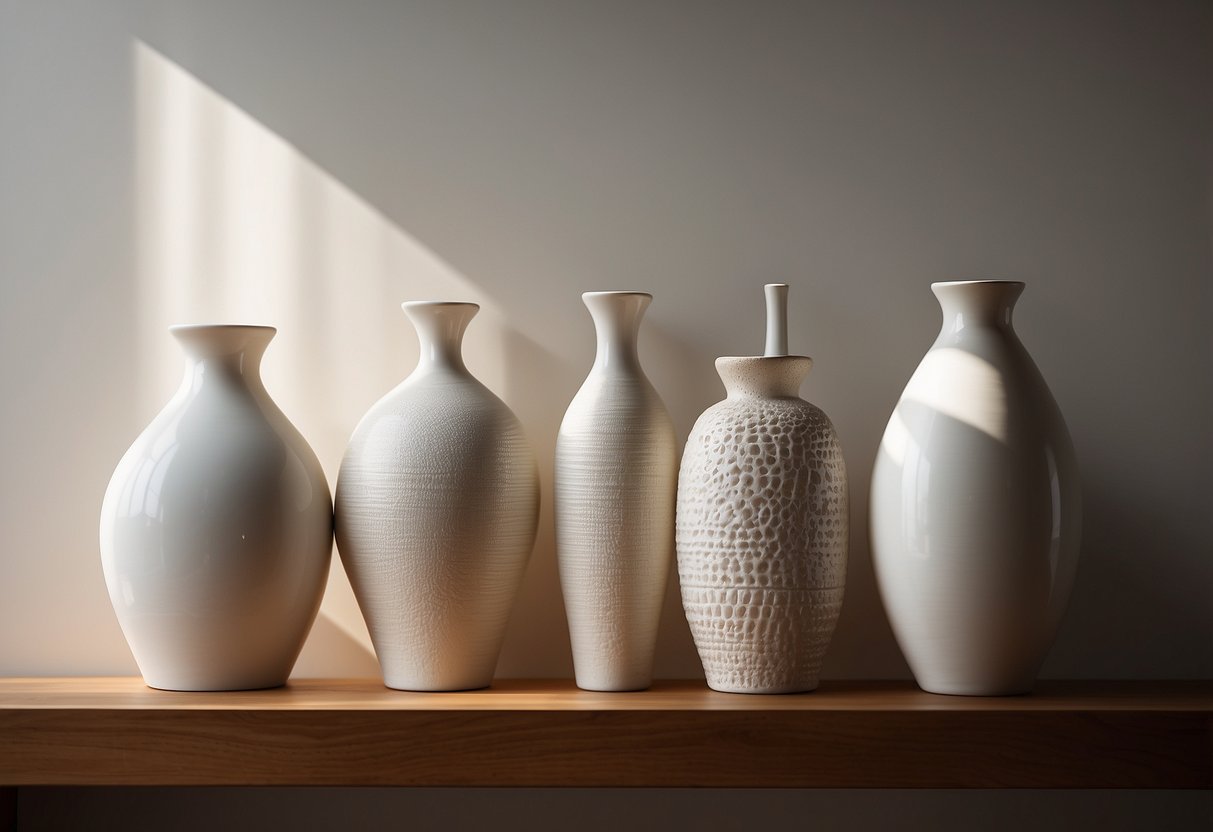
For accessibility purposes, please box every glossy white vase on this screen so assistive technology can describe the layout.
[677,285,849,694]
[555,291,677,691]
[870,280,1081,696]
[335,301,539,691]
[99,325,333,691]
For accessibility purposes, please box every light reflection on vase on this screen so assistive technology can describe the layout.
[100,325,333,691]
[870,281,1081,696]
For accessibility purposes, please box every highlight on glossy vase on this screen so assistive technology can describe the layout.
[99,324,334,692]
[870,280,1081,696]
[335,301,540,692]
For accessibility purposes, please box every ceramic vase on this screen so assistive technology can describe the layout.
[99,325,333,691]
[676,284,849,694]
[335,301,539,691]
[555,291,677,691]
[871,280,1081,696]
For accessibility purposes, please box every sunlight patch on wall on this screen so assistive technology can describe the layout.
[133,40,513,673]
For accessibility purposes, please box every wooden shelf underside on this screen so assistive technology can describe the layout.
[0,678,1208,789]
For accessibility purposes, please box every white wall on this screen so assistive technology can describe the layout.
[1,0,1209,827]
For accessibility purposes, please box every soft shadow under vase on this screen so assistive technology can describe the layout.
[99,325,333,691]
[870,280,1081,696]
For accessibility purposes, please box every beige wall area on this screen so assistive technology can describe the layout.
[1,0,1210,828]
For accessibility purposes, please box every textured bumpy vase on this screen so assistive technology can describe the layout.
[100,325,333,691]
[556,291,677,691]
[335,301,539,691]
[677,284,849,694]
[871,280,1081,696]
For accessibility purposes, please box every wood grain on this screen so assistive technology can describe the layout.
[0,679,1207,788]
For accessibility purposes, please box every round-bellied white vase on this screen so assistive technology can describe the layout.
[676,285,849,694]
[100,325,333,691]
[870,280,1081,696]
[335,301,539,691]
[556,291,677,691]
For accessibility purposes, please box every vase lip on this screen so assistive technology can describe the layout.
[168,323,277,335]
[715,354,813,398]
[401,300,480,311]
[169,324,276,364]
[581,290,652,299]
[931,279,1025,290]
[716,354,812,363]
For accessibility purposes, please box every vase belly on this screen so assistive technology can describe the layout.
[557,377,676,691]
[678,395,848,694]
[870,280,1081,696]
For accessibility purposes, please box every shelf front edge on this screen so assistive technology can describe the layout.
[1,679,1209,788]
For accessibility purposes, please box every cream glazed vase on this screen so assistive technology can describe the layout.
[335,302,539,692]
[677,284,849,694]
[870,280,1081,696]
[556,291,677,692]
[99,325,333,691]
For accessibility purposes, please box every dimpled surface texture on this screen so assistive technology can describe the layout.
[677,357,848,694]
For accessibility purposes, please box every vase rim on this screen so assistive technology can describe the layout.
[582,290,652,298]
[168,323,277,334]
[401,300,480,311]
[931,280,1025,289]
[715,354,813,398]
[716,354,812,363]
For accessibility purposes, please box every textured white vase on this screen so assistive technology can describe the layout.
[870,280,1081,696]
[555,291,677,691]
[335,301,539,691]
[677,284,849,694]
[99,325,333,691]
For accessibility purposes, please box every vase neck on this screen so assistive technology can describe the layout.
[584,291,649,372]
[716,355,812,399]
[403,301,477,374]
[932,280,1024,335]
[170,325,274,382]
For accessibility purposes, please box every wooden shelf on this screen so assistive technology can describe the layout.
[0,678,1208,789]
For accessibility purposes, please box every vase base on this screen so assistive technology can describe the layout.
[382,679,493,692]
[574,682,653,693]
[917,681,1035,697]
[706,680,820,695]
[143,677,288,692]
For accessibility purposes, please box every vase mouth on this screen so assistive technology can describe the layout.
[930,280,1025,290]
[169,324,276,360]
[401,301,478,371]
[930,281,1024,327]
[715,355,812,399]
[581,290,652,299]
[401,300,480,312]
[582,291,651,369]
[716,354,812,362]
[169,323,277,335]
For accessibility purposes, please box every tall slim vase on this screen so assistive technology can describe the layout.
[676,284,849,694]
[556,291,677,691]
[870,280,1081,696]
[335,301,540,691]
[100,325,333,691]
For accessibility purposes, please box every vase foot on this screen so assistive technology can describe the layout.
[706,680,820,695]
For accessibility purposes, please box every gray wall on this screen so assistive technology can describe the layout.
[1,0,1209,828]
